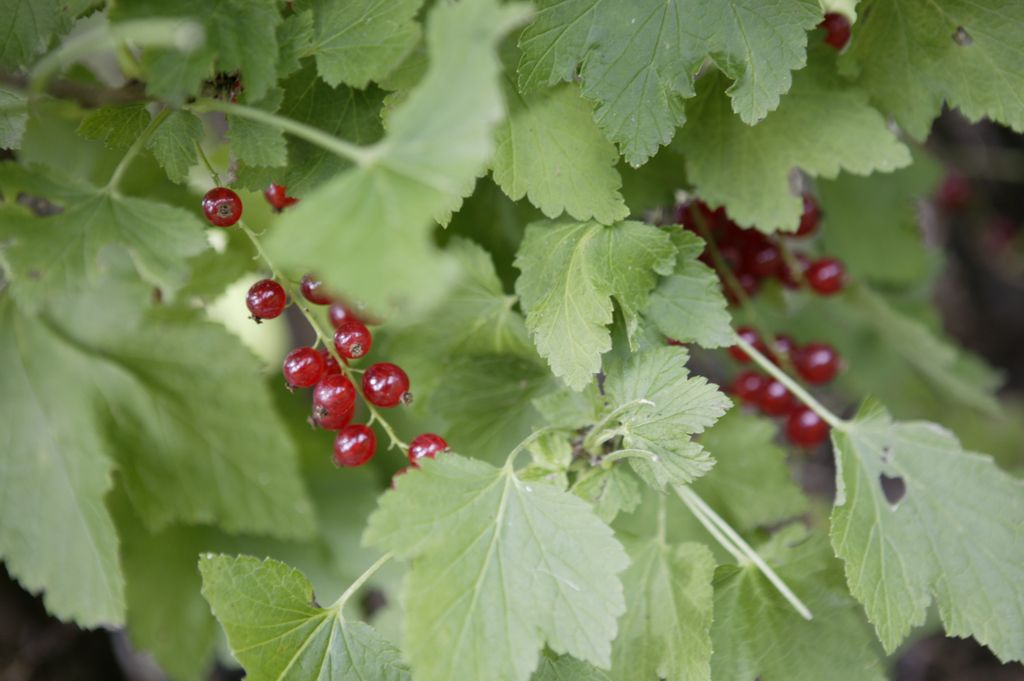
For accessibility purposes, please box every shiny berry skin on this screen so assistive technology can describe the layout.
[246,279,286,321]
[362,362,411,407]
[728,327,763,363]
[795,342,840,384]
[300,275,332,305]
[334,319,372,359]
[408,433,449,465]
[786,406,830,447]
[794,194,821,237]
[936,172,971,212]
[746,243,782,277]
[806,258,846,295]
[730,371,766,404]
[263,183,299,212]
[283,347,326,388]
[820,12,851,50]
[202,187,243,227]
[758,379,795,416]
[332,424,377,467]
[319,348,342,375]
[328,301,359,328]
[312,374,357,429]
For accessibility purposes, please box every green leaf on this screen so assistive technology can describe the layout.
[365,454,629,681]
[515,220,676,389]
[310,0,424,88]
[611,538,714,681]
[692,410,808,531]
[494,81,628,224]
[0,163,208,308]
[228,89,288,168]
[830,400,1024,661]
[517,0,822,165]
[0,86,27,150]
[711,527,887,681]
[843,0,1024,139]
[573,466,642,523]
[604,346,731,488]
[0,0,72,69]
[112,0,281,102]
[645,230,732,347]
[277,9,314,79]
[534,655,610,681]
[200,555,409,681]
[145,110,204,184]
[77,104,152,150]
[675,49,911,231]
[265,0,531,313]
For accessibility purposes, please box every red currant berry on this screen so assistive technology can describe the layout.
[283,347,326,389]
[264,183,299,212]
[794,194,821,237]
[408,433,448,465]
[246,279,287,321]
[677,200,725,233]
[719,244,744,272]
[319,348,342,375]
[758,379,795,416]
[795,342,840,384]
[202,187,243,227]
[806,258,846,295]
[312,374,357,429]
[328,301,359,328]
[779,252,811,289]
[300,274,332,305]
[746,243,782,277]
[362,362,411,407]
[334,319,372,360]
[770,334,797,363]
[729,327,763,363]
[729,371,766,405]
[936,172,971,212]
[785,406,830,447]
[666,338,686,347]
[820,12,851,50]
[332,424,377,467]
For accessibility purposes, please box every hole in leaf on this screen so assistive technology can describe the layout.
[880,445,893,464]
[952,26,973,46]
[879,474,906,506]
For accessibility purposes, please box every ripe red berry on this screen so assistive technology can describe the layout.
[785,406,830,447]
[283,347,326,388]
[332,424,377,467]
[362,362,411,407]
[263,183,299,212]
[334,319,372,359]
[806,258,846,295]
[746,243,782,277]
[729,371,766,404]
[936,172,971,212]
[408,433,449,465]
[246,279,286,321]
[328,301,359,328]
[779,252,811,289]
[820,12,851,50]
[795,342,840,384]
[202,187,243,227]
[319,348,342,375]
[677,200,726,233]
[794,194,821,237]
[758,379,795,416]
[300,275,332,305]
[729,327,763,363]
[312,374,357,429]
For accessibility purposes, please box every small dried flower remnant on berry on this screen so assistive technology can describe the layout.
[334,319,372,360]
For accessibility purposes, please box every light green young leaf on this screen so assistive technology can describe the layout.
[692,410,808,531]
[310,0,424,88]
[145,110,204,184]
[494,81,628,224]
[534,655,611,681]
[365,454,629,681]
[200,555,409,681]
[276,9,314,78]
[77,104,152,150]
[646,230,732,347]
[843,0,1024,139]
[574,466,642,523]
[228,89,288,168]
[830,400,1024,662]
[517,0,822,165]
[604,346,731,488]
[265,0,531,313]
[515,220,676,389]
[611,539,714,681]
[711,527,887,681]
[0,87,27,150]
[675,49,911,231]
[0,0,72,69]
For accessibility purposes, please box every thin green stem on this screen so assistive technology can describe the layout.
[189,98,372,165]
[505,427,562,471]
[105,108,171,192]
[676,485,747,564]
[600,448,658,467]
[331,552,393,614]
[732,330,848,430]
[194,142,222,186]
[582,398,654,453]
[676,486,813,621]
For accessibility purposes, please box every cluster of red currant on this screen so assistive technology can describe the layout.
[676,196,847,302]
[727,327,840,448]
[199,184,449,471]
